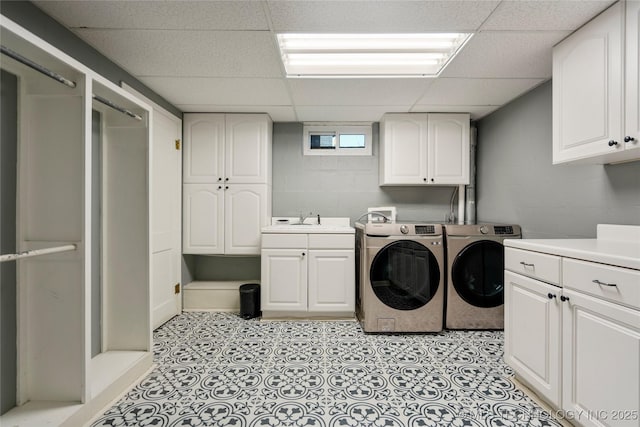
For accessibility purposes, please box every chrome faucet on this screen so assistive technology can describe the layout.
[298,211,313,224]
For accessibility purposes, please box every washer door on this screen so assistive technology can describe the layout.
[369,240,440,310]
[451,240,504,308]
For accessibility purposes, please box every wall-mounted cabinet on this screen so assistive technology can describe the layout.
[182,113,272,255]
[379,113,470,185]
[0,16,152,427]
[553,1,640,164]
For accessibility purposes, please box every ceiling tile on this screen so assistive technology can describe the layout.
[288,79,432,106]
[177,105,297,122]
[418,78,546,106]
[481,1,615,31]
[33,1,269,30]
[139,77,291,106]
[441,31,570,78]
[267,0,500,32]
[295,106,410,122]
[75,29,283,78]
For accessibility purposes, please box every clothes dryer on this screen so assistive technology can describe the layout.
[356,222,445,333]
[444,224,521,329]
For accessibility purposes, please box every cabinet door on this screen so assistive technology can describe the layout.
[182,184,224,254]
[552,2,623,164]
[261,249,308,311]
[183,114,224,183]
[308,250,355,313]
[224,184,269,254]
[562,289,640,427]
[225,114,271,184]
[380,114,428,185]
[427,113,469,185]
[504,271,561,407]
[626,0,640,153]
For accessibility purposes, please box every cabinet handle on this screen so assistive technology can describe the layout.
[218,185,222,190]
[624,136,636,143]
[302,252,306,257]
[423,178,427,182]
[519,261,535,267]
[225,177,229,181]
[608,140,618,147]
[560,295,570,302]
[592,279,617,287]
[218,177,222,182]
[547,293,556,299]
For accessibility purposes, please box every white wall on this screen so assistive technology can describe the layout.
[477,81,640,238]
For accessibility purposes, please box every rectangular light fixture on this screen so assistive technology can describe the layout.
[276,33,472,77]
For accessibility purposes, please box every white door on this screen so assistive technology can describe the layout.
[183,113,224,183]
[224,184,268,254]
[562,289,640,427]
[307,250,355,313]
[261,249,307,311]
[504,271,561,407]
[225,114,270,184]
[122,83,183,330]
[427,113,469,185]
[380,114,428,185]
[150,108,182,329]
[183,184,224,254]
[552,2,623,163]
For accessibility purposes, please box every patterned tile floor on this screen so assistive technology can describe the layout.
[91,312,562,427]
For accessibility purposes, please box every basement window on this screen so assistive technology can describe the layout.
[303,124,372,156]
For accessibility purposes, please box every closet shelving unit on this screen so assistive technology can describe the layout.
[1,15,152,427]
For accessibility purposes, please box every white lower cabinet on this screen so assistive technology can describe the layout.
[505,243,640,427]
[504,271,561,407]
[562,289,640,427]
[261,233,355,317]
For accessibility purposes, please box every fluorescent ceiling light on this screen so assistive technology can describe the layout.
[276,33,472,77]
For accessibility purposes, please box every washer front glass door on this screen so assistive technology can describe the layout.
[369,240,440,310]
[451,240,504,307]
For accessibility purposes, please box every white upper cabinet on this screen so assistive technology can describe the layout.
[380,113,469,185]
[225,114,271,184]
[428,113,470,185]
[380,113,428,185]
[183,114,224,183]
[553,1,640,164]
[183,113,272,184]
[626,0,640,152]
[182,113,272,255]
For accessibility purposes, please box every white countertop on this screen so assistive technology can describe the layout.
[504,224,640,270]
[262,217,355,234]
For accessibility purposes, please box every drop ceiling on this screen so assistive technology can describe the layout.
[33,0,616,122]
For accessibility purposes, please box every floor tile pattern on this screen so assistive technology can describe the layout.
[91,312,561,427]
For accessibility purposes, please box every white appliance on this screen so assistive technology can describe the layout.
[444,224,521,329]
[356,221,444,333]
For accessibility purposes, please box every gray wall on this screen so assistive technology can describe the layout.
[1,70,17,415]
[273,122,460,224]
[476,81,640,238]
[0,1,180,118]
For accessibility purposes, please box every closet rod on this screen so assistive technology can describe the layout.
[92,94,143,121]
[0,45,77,88]
[0,244,77,263]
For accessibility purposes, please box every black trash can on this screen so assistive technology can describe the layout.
[239,283,261,319]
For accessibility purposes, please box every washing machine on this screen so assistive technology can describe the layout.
[355,221,445,333]
[444,224,521,329]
